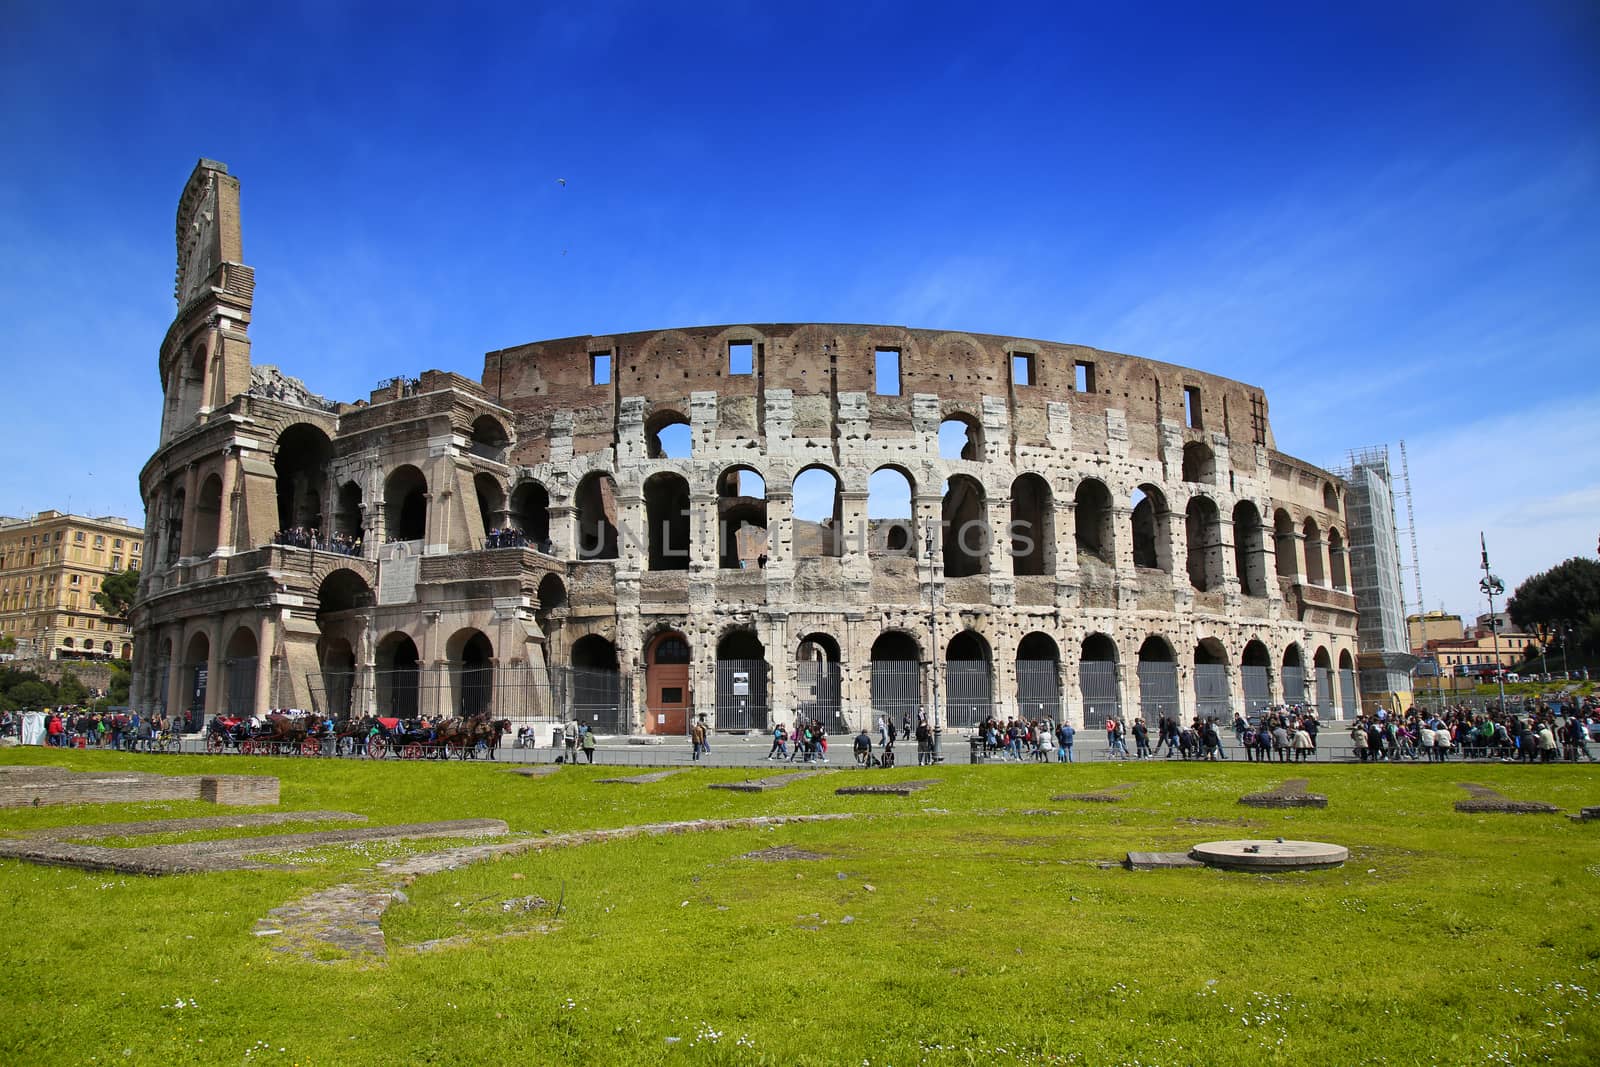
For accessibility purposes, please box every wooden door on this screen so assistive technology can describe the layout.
[646,633,690,735]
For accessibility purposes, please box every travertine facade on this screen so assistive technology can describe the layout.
[131,160,1361,732]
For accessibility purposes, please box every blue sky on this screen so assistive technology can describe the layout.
[2,1,1595,623]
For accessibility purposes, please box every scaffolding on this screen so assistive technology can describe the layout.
[1340,445,1415,703]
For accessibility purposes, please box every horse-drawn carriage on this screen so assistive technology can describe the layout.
[360,714,511,760]
[205,713,328,756]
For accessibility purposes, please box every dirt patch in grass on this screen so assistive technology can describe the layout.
[742,845,830,862]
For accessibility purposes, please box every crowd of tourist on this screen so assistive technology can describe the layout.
[14,707,179,750]
[1347,702,1598,763]
[272,528,362,555]
[484,528,554,552]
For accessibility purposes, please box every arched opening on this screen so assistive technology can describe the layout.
[1274,509,1297,580]
[646,411,692,459]
[535,572,568,635]
[945,630,993,728]
[1136,636,1178,722]
[447,629,494,718]
[574,472,619,561]
[193,474,224,556]
[645,631,691,735]
[794,466,843,558]
[1302,518,1326,586]
[938,414,982,461]
[941,475,988,577]
[870,631,922,725]
[1313,646,1334,713]
[868,466,915,557]
[274,424,332,532]
[1185,496,1223,591]
[715,630,767,730]
[1079,634,1120,726]
[1232,501,1266,596]
[796,633,843,733]
[181,631,209,729]
[317,568,372,617]
[1010,473,1054,576]
[166,488,185,564]
[469,415,510,463]
[334,481,364,541]
[1337,649,1357,717]
[568,634,623,732]
[376,632,421,720]
[1194,638,1230,722]
[1016,632,1061,720]
[644,471,692,570]
[717,466,768,569]
[1131,485,1171,572]
[1282,644,1306,705]
[317,636,356,720]
[384,465,428,542]
[475,473,507,544]
[120,642,132,660]
[1241,640,1273,715]
[1074,478,1114,568]
[1322,482,1339,512]
[1328,528,1349,591]
[510,481,552,550]
[1182,441,1215,484]
[222,625,258,718]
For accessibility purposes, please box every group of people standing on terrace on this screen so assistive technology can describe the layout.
[484,528,554,552]
[272,528,361,555]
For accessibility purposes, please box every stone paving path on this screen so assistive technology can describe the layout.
[254,813,856,964]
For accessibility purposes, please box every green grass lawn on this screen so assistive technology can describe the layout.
[2,747,1598,1066]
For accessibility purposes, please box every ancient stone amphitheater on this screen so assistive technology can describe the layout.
[131,160,1360,736]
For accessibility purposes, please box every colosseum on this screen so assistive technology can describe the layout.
[131,159,1362,738]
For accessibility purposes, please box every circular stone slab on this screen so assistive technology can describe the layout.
[1189,839,1347,871]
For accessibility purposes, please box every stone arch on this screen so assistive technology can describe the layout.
[868,465,915,556]
[1274,508,1297,579]
[1131,484,1171,571]
[1322,481,1339,512]
[510,480,551,548]
[1312,645,1334,713]
[469,414,510,463]
[938,413,983,461]
[1327,527,1348,591]
[870,630,922,723]
[1185,495,1223,591]
[1194,637,1231,722]
[1182,441,1215,484]
[475,472,507,541]
[193,472,224,556]
[1282,643,1306,704]
[1016,632,1061,720]
[1136,634,1179,722]
[568,633,624,732]
[644,471,692,570]
[385,465,428,542]
[376,631,422,719]
[274,423,333,532]
[1337,648,1357,717]
[941,474,988,577]
[645,409,692,459]
[1010,473,1054,576]
[945,629,993,727]
[1074,477,1114,568]
[1241,639,1273,714]
[317,568,372,616]
[1301,517,1326,586]
[446,628,494,717]
[717,465,768,569]
[1079,633,1120,726]
[794,464,843,558]
[1232,500,1266,596]
[334,481,364,540]
[715,628,767,730]
[222,624,258,717]
[574,472,619,561]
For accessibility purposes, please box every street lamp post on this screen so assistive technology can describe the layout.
[1479,533,1507,713]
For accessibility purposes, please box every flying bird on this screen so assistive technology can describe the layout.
[556,178,567,186]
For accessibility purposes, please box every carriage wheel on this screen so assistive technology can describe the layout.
[474,739,489,761]
[365,737,386,760]
[205,734,223,755]
[239,739,255,756]
[402,742,424,760]
[301,738,322,758]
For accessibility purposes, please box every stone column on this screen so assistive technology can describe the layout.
[218,448,240,555]
[178,463,200,559]
[202,616,224,719]
[692,491,717,573]
[549,503,575,561]
[252,615,274,716]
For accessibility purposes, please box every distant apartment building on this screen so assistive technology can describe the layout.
[1408,611,1464,651]
[0,511,143,660]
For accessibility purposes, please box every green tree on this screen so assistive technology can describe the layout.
[0,634,16,654]
[56,670,89,706]
[93,567,142,621]
[1507,558,1600,638]
[9,681,54,709]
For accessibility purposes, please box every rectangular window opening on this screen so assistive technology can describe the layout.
[874,348,901,395]
[728,341,754,376]
[1184,385,1203,429]
[590,351,611,386]
[1074,361,1095,393]
[1011,353,1034,387]
[661,687,684,704]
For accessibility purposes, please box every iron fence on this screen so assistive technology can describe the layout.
[1242,665,1271,715]
[714,658,769,731]
[1136,661,1179,721]
[1079,661,1121,726]
[1338,667,1357,717]
[1015,660,1063,721]
[1194,663,1232,721]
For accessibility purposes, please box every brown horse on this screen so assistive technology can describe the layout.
[466,717,512,759]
